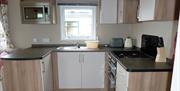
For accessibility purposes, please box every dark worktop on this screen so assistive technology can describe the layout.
[117,58,173,72]
[0,44,173,72]
[0,48,54,60]
[0,44,137,60]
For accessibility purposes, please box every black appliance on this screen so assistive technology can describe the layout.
[111,34,159,59]
[105,52,117,91]
[141,34,159,58]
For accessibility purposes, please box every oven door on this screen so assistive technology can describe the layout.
[108,73,116,91]
[105,53,116,91]
[105,70,116,91]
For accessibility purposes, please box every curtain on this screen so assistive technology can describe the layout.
[0,0,14,51]
[171,14,180,91]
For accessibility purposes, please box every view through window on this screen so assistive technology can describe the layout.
[60,5,96,40]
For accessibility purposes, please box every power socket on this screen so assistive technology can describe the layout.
[42,38,50,43]
[32,38,38,43]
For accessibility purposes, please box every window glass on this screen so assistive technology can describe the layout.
[60,5,96,40]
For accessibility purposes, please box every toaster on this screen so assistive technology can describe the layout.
[110,38,124,48]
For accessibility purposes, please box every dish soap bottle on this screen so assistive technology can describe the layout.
[155,37,166,62]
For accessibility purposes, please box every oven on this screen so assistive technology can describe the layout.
[105,52,117,91]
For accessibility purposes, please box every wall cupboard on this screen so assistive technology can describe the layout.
[138,0,179,21]
[100,0,138,24]
[100,0,179,23]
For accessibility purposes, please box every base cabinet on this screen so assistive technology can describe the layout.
[3,54,53,91]
[58,52,105,89]
[116,63,170,91]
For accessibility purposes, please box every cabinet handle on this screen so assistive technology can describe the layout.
[79,54,84,63]
[82,54,84,63]
[79,54,81,63]
[42,62,45,73]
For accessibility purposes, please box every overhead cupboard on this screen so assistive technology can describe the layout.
[138,0,179,21]
[100,0,179,24]
[100,0,138,24]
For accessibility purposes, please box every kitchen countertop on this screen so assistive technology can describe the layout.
[0,47,54,60]
[0,44,140,60]
[118,58,173,72]
[0,44,173,72]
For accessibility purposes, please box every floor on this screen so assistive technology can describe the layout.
[59,89,104,91]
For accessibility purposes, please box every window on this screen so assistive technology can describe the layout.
[60,5,96,40]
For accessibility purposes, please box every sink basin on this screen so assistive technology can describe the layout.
[57,46,88,50]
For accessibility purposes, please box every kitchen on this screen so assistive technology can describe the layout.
[0,0,179,91]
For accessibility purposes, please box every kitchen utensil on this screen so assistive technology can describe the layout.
[85,40,99,48]
[124,37,133,48]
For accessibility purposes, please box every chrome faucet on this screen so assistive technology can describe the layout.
[76,42,80,48]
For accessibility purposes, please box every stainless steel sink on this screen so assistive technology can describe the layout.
[56,46,88,50]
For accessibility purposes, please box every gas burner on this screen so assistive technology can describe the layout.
[112,51,152,58]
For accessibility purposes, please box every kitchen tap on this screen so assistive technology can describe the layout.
[76,42,80,48]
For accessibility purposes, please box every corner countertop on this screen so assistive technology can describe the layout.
[117,58,173,72]
[0,47,54,60]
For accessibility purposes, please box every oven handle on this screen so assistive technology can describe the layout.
[107,53,117,63]
[108,74,116,85]
[108,61,116,70]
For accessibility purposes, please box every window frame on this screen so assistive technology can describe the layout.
[60,5,97,41]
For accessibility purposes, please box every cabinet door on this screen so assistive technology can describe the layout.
[41,54,53,91]
[116,63,129,91]
[58,52,81,89]
[118,0,138,23]
[100,0,118,24]
[3,60,43,91]
[138,0,156,21]
[82,52,105,88]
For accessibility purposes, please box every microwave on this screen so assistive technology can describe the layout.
[21,2,56,24]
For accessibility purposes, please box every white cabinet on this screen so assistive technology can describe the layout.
[58,52,81,88]
[82,52,105,88]
[58,52,105,89]
[41,55,53,91]
[100,0,118,24]
[116,63,129,91]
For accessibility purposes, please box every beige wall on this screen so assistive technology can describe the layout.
[8,0,132,48]
[132,21,178,58]
[8,0,178,58]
